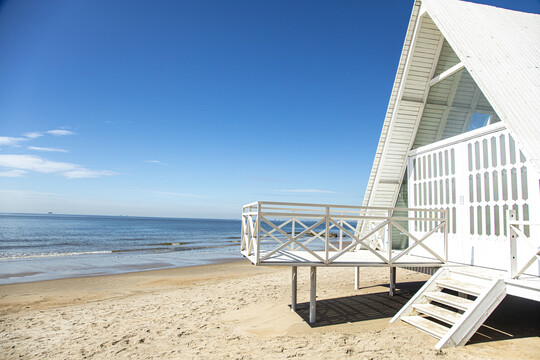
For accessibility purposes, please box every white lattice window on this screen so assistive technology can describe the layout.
[408,123,535,269]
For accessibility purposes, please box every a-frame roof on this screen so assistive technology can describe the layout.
[363,0,540,208]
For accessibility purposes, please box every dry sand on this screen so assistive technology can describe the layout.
[1,260,539,359]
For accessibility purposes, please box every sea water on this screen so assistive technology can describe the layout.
[0,213,243,284]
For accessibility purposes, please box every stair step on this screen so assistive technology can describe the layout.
[447,267,496,280]
[425,291,474,311]
[413,303,461,325]
[402,315,449,339]
[436,279,485,296]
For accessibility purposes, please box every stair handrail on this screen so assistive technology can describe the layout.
[507,209,540,279]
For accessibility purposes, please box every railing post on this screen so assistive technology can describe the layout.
[291,209,296,251]
[508,209,517,278]
[339,211,343,251]
[325,206,330,264]
[241,210,245,252]
[256,202,261,265]
[387,209,392,264]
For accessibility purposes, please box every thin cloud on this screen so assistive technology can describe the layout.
[0,189,66,198]
[144,160,167,165]
[24,132,43,139]
[0,169,27,177]
[0,136,27,147]
[275,189,338,194]
[46,129,76,136]
[149,191,206,198]
[0,154,116,179]
[63,169,117,179]
[28,146,68,153]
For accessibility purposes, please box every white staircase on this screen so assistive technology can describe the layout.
[391,267,507,349]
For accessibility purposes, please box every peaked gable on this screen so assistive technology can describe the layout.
[363,0,540,208]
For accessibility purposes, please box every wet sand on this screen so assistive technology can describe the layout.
[1,260,538,359]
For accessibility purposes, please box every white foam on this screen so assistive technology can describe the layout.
[0,250,112,260]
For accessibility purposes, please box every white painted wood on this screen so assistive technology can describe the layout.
[394,265,510,349]
[407,125,536,273]
[242,201,448,267]
[424,291,474,311]
[391,267,448,323]
[435,279,485,296]
[436,279,506,349]
[413,303,461,325]
[429,62,464,87]
[402,316,448,339]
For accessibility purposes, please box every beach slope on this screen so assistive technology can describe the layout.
[1,261,538,359]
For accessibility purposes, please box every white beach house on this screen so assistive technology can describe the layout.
[241,0,540,349]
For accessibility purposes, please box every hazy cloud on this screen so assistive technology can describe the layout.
[0,169,27,177]
[0,154,116,179]
[149,191,206,198]
[144,160,166,165]
[275,189,337,194]
[63,169,117,179]
[28,146,68,153]
[0,136,27,147]
[46,129,76,136]
[24,132,43,139]
[0,189,66,198]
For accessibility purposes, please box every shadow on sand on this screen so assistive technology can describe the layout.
[292,281,424,328]
[293,282,539,345]
[468,295,540,344]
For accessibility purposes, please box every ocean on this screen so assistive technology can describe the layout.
[0,213,243,285]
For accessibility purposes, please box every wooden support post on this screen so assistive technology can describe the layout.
[389,267,396,296]
[310,266,317,324]
[291,266,297,312]
[354,267,360,290]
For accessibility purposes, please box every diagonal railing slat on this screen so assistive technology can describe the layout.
[328,218,390,263]
[392,221,446,263]
[259,217,326,263]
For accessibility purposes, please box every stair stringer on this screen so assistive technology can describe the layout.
[435,279,506,350]
[390,267,449,323]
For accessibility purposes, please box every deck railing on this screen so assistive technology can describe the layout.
[241,201,448,266]
[508,210,540,279]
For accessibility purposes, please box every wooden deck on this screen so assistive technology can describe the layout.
[243,249,443,267]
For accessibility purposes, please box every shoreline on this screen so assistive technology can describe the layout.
[0,246,243,285]
[1,261,539,359]
[0,255,246,287]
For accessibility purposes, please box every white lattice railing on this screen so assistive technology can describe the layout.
[241,201,448,266]
[508,210,540,279]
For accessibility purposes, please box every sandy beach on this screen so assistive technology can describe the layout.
[1,260,538,359]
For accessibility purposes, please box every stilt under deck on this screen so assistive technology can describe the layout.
[245,249,444,323]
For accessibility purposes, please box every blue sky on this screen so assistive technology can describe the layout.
[1,0,539,219]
